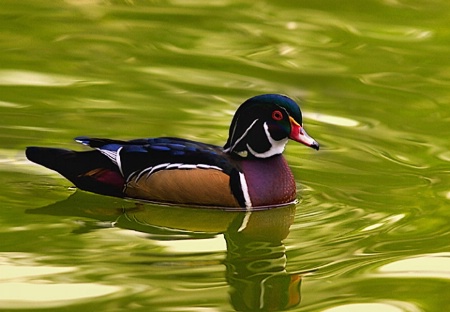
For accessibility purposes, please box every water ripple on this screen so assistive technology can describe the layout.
[0,70,81,87]
[0,70,109,87]
[346,23,433,42]
[0,101,27,108]
[323,302,421,312]
[0,252,121,309]
[305,112,360,127]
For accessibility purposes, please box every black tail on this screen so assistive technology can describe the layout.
[26,147,124,197]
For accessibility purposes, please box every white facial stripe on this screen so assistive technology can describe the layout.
[239,172,252,209]
[247,122,288,158]
[224,118,259,153]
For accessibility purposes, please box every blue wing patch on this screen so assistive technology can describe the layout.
[74,136,235,182]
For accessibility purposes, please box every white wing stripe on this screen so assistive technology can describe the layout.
[178,164,197,169]
[127,163,224,182]
[145,163,171,179]
[166,163,183,169]
[134,166,153,182]
[98,149,118,164]
[196,164,222,170]
[116,147,124,176]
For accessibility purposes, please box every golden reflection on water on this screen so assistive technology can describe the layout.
[378,253,450,278]
[323,303,408,312]
[0,70,81,87]
[156,235,226,253]
[304,112,360,127]
[0,282,120,308]
[0,253,120,309]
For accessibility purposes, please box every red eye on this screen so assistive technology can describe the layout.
[272,110,283,121]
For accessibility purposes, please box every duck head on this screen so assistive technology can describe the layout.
[224,94,319,158]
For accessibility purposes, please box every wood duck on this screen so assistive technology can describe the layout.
[26,94,319,209]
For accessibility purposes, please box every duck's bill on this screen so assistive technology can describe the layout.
[289,117,319,150]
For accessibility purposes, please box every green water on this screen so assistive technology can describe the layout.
[1,0,450,311]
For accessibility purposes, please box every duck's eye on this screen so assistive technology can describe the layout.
[272,110,283,121]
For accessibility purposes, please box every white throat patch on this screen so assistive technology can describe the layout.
[247,122,288,158]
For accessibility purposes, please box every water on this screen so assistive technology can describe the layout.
[1,0,450,311]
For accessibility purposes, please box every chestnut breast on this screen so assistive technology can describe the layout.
[240,155,296,207]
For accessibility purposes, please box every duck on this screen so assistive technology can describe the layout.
[26,94,319,209]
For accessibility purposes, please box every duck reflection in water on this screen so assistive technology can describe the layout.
[27,191,310,311]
